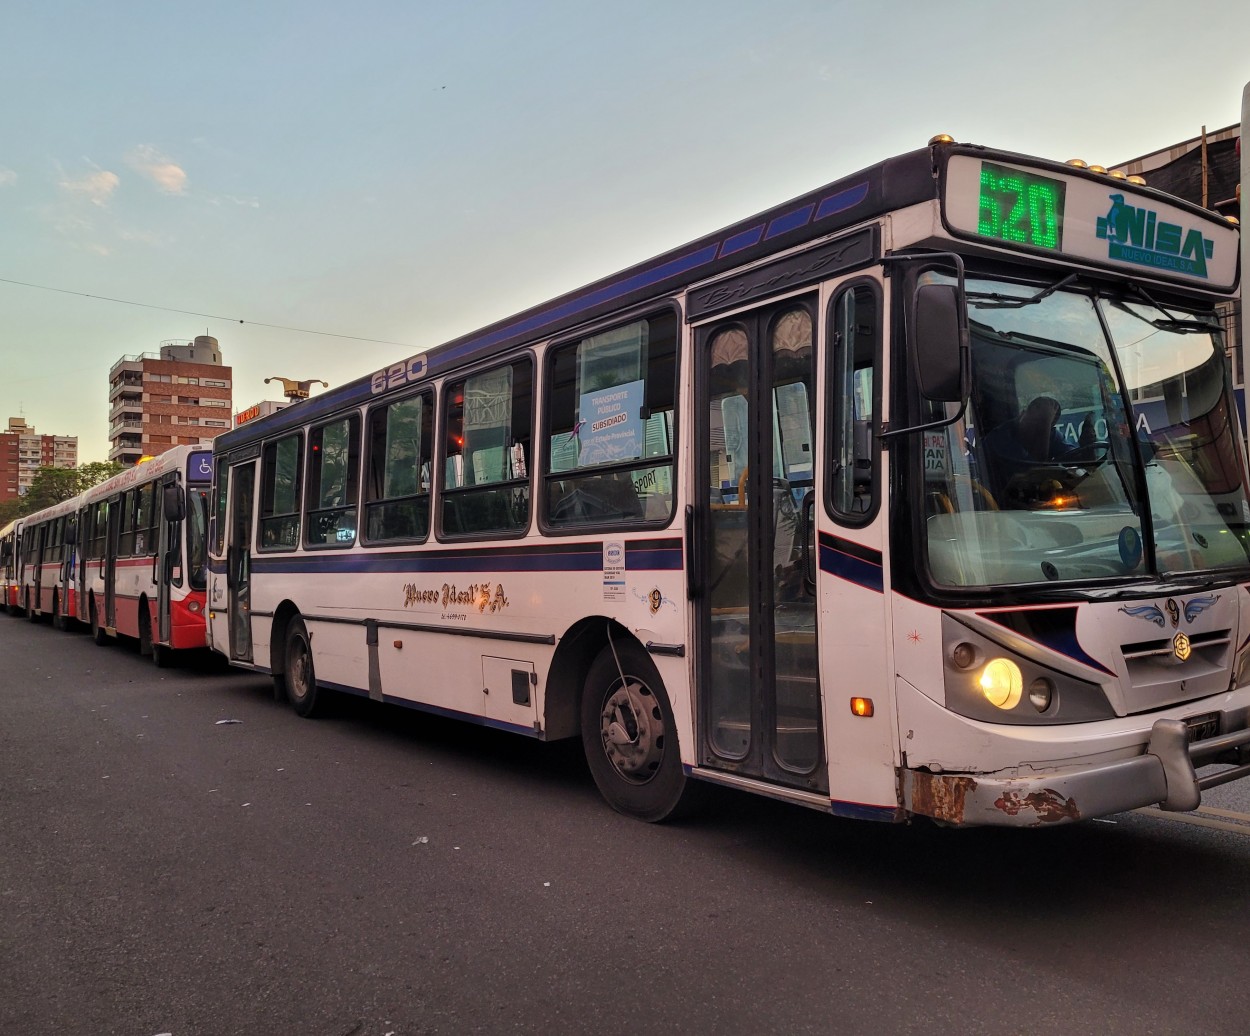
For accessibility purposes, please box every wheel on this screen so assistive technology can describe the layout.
[51,592,65,631]
[138,604,153,657]
[580,638,701,822]
[89,596,109,646]
[26,591,39,623]
[285,617,327,718]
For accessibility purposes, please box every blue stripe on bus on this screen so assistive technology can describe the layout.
[818,534,884,593]
[829,799,897,822]
[815,182,871,220]
[765,203,816,240]
[718,225,765,258]
[230,538,683,576]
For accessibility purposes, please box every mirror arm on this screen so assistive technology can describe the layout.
[878,250,971,442]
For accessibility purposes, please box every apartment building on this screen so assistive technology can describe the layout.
[0,417,78,501]
[108,336,233,465]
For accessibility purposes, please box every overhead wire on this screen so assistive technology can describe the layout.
[0,275,414,348]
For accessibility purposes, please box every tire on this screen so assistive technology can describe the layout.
[580,637,702,822]
[138,604,153,657]
[89,597,110,647]
[285,617,327,718]
[51,592,65,631]
[27,591,40,623]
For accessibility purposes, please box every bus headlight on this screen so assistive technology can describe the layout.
[941,614,1116,725]
[979,658,1023,710]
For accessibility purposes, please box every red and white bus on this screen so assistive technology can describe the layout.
[16,494,84,629]
[1,518,26,614]
[78,445,213,665]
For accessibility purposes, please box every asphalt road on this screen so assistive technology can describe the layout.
[3,614,1250,1036]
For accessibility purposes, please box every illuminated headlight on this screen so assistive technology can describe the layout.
[979,658,1023,710]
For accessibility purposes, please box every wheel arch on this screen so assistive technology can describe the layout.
[543,616,643,741]
[269,599,302,677]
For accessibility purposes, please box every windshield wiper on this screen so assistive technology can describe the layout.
[967,273,1078,310]
[1106,289,1222,335]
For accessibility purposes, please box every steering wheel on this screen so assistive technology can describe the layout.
[1058,441,1110,469]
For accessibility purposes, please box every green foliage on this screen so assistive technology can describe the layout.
[5,461,126,519]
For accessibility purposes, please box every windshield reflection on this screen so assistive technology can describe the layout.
[919,274,1250,588]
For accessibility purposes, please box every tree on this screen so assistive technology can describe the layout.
[6,461,126,518]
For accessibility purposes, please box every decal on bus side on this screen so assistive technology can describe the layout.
[371,354,428,394]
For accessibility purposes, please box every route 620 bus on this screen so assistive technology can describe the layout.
[207,135,1250,826]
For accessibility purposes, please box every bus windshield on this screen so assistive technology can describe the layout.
[920,274,1250,588]
[187,486,210,591]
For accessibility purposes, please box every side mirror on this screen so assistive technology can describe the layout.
[64,520,78,546]
[912,283,965,403]
[163,483,186,522]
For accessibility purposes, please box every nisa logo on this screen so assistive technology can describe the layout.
[1096,194,1214,279]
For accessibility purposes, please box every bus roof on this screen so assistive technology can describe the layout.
[215,138,1240,453]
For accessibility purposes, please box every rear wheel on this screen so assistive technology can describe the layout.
[285,617,327,718]
[580,638,702,822]
[138,603,153,657]
[89,596,109,646]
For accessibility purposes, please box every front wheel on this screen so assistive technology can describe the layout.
[285,617,328,718]
[580,638,701,822]
[89,596,109,646]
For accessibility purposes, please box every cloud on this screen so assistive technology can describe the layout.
[127,144,187,194]
[0,168,15,187]
[58,166,119,206]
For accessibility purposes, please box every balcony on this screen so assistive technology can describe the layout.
[108,377,145,403]
[108,418,143,439]
[108,399,144,423]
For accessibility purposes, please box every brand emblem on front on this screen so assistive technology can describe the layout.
[1172,632,1192,662]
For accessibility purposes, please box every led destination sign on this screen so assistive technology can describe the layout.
[943,153,1238,292]
[976,162,1065,251]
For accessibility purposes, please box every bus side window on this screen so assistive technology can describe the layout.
[135,483,156,556]
[305,416,361,547]
[442,360,532,537]
[828,284,880,521]
[260,433,303,550]
[118,489,137,556]
[543,311,677,527]
[365,390,433,543]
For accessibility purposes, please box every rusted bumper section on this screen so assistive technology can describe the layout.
[902,719,1213,827]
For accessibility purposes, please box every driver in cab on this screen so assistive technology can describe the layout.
[984,395,1095,507]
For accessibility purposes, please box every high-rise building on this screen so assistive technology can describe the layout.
[107,336,233,465]
[0,417,78,501]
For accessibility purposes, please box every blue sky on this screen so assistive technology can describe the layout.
[2,0,1247,462]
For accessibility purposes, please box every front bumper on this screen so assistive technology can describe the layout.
[903,719,1250,826]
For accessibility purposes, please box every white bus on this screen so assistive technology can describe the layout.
[78,444,214,665]
[208,136,1250,826]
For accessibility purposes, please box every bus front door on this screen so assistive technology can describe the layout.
[104,495,120,631]
[226,462,256,662]
[696,297,826,793]
[155,474,179,647]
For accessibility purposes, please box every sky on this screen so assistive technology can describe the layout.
[2,0,1248,463]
